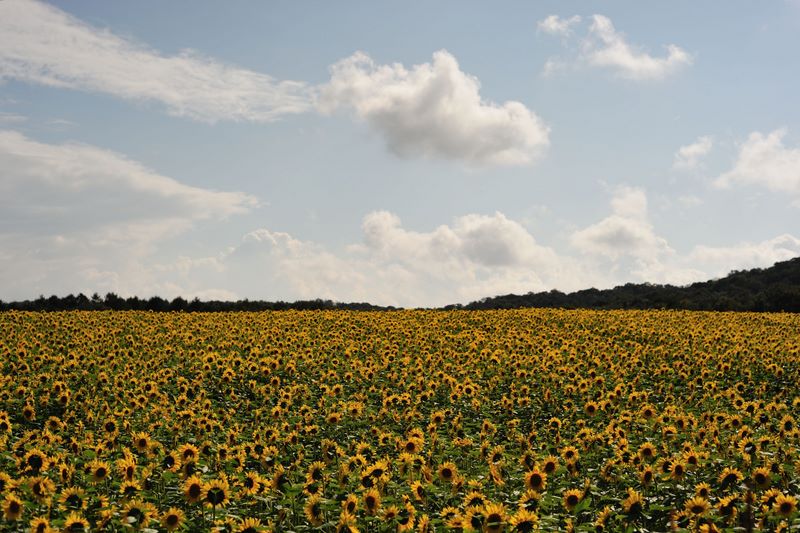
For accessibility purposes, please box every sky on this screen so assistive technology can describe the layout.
[1,0,800,307]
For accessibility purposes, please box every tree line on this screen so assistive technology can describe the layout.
[1,257,798,312]
[0,293,396,312]
[448,257,800,312]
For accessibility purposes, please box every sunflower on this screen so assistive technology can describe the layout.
[774,494,797,518]
[337,511,359,533]
[763,488,783,508]
[120,479,142,499]
[0,472,12,494]
[203,478,231,507]
[382,504,400,523]
[161,451,182,472]
[304,494,324,526]
[518,489,540,512]
[541,456,559,475]
[562,489,583,512]
[183,475,204,503]
[59,487,88,511]
[62,512,89,532]
[29,476,56,503]
[132,432,152,454]
[669,460,686,481]
[438,462,458,483]
[29,517,53,533]
[306,461,326,484]
[751,466,771,490]
[363,487,381,515]
[237,517,263,533]
[178,443,199,463]
[694,482,711,499]
[718,467,744,490]
[272,464,289,492]
[121,499,156,529]
[484,502,507,533]
[684,496,710,516]
[22,449,48,474]
[640,466,654,486]
[118,456,137,482]
[622,487,643,516]
[441,506,460,521]
[464,490,486,509]
[396,502,416,531]
[342,493,358,515]
[717,495,738,521]
[410,480,426,502]
[638,442,657,462]
[509,509,538,532]
[2,494,23,521]
[524,468,547,492]
[240,471,262,496]
[22,404,35,422]
[88,459,111,483]
[593,506,612,532]
[162,508,186,531]
[561,446,579,464]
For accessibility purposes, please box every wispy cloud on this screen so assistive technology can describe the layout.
[0,0,313,122]
[539,14,693,81]
[674,135,713,169]
[537,15,581,37]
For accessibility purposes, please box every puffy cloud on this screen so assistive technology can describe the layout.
[319,50,550,166]
[674,135,713,170]
[0,130,256,299]
[537,15,582,36]
[540,14,692,81]
[0,0,312,122]
[211,211,589,307]
[570,187,671,260]
[715,129,800,201]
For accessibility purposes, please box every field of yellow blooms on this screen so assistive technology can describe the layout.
[1,309,799,532]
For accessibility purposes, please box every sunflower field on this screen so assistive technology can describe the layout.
[0,309,799,532]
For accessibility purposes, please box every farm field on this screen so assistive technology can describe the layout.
[1,309,799,532]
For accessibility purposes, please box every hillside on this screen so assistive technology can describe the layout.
[450,257,800,312]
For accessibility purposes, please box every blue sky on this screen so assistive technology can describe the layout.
[1,0,799,306]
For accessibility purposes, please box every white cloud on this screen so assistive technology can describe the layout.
[0,130,256,299]
[583,15,692,80]
[715,129,800,201]
[0,1,550,167]
[537,15,582,37]
[674,135,713,170]
[208,211,591,307]
[570,186,671,260]
[0,0,312,122]
[540,14,692,80]
[319,50,550,166]
[689,234,800,276]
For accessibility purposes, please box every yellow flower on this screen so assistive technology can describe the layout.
[2,494,23,521]
[304,494,324,526]
[774,494,797,518]
[161,508,186,531]
[562,489,583,512]
[685,496,710,516]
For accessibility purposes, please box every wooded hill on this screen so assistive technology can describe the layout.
[448,257,800,312]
